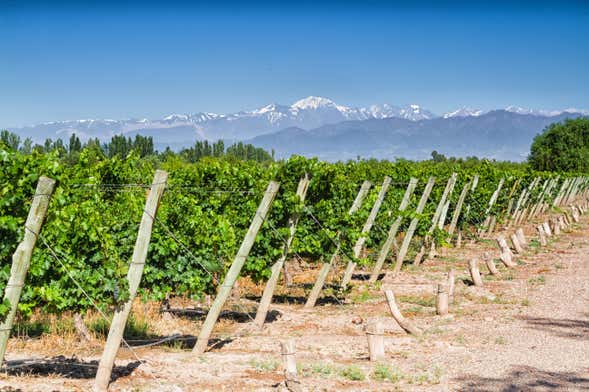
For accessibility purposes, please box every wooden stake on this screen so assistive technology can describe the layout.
[496,236,516,267]
[304,246,338,309]
[0,176,56,365]
[436,284,449,316]
[306,181,372,305]
[366,321,385,361]
[516,228,527,248]
[537,225,547,246]
[394,177,436,272]
[447,269,455,300]
[342,176,391,288]
[484,253,499,275]
[542,222,552,237]
[280,339,298,379]
[456,231,463,248]
[510,233,523,254]
[255,176,309,327]
[94,170,168,391]
[369,178,418,283]
[448,180,471,237]
[551,218,561,235]
[384,291,422,336]
[468,259,484,287]
[425,173,457,260]
[192,181,280,355]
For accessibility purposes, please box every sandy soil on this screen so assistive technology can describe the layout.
[1,205,588,391]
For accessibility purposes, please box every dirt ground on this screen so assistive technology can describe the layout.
[1,205,588,391]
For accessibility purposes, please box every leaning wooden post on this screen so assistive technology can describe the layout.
[366,321,385,361]
[0,176,56,365]
[392,177,436,274]
[425,173,457,259]
[510,233,523,254]
[484,252,499,275]
[304,181,371,307]
[448,179,472,237]
[369,178,418,283]
[536,225,548,246]
[516,228,527,248]
[436,284,449,316]
[342,176,391,288]
[255,176,310,327]
[192,181,280,355]
[383,290,422,336]
[496,236,517,267]
[542,222,552,237]
[479,178,505,234]
[304,250,338,309]
[468,259,484,287]
[94,170,168,391]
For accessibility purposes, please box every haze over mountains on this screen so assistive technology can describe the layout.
[6,96,588,161]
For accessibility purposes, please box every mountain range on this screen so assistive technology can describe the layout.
[5,96,588,161]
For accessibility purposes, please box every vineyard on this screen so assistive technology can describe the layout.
[1,143,588,391]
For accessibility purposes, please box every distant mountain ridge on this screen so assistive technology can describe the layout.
[249,110,587,162]
[5,96,588,160]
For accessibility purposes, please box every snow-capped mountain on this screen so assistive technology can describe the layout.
[504,106,589,117]
[5,97,587,154]
[443,107,487,118]
[6,96,438,143]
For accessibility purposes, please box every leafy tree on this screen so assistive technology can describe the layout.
[0,130,20,150]
[431,150,447,162]
[529,118,589,172]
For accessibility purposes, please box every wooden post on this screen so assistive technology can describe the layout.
[349,180,372,214]
[551,218,561,235]
[484,252,499,275]
[456,230,462,248]
[425,173,457,259]
[369,178,418,283]
[384,291,422,336]
[480,178,505,234]
[280,339,298,381]
[447,269,455,301]
[342,176,391,288]
[192,181,280,355]
[542,222,552,237]
[448,180,471,237]
[304,245,339,309]
[436,284,449,316]
[487,216,497,234]
[393,177,436,273]
[496,236,516,267]
[305,181,372,306]
[366,321,385,361]
[0,176,56,365]
[94,170,168,391]
[537,225,547,246]
[468,259,484,287]
[255,176,309,327]
[516,228,527,248]
[510,234,523,254]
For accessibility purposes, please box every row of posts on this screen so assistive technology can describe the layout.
[0,170,587,390]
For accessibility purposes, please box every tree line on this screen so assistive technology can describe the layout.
[0,131,274,163]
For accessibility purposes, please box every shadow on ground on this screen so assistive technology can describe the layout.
[519,315,589,340]
[1,356,140,381]
[163,308,283,323]
[455,365,589,391]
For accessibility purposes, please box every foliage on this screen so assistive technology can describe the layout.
[529,118,589,172]
[0,132,579,317]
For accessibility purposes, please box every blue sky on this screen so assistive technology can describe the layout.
[1,1,588,126]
